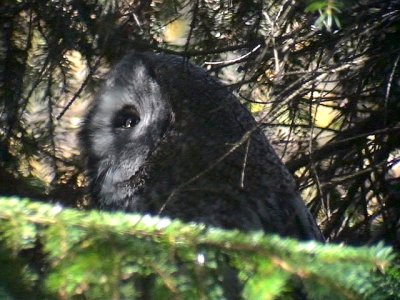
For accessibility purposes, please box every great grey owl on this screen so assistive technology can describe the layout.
[80,52,323,241]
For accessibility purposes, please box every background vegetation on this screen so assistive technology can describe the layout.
[1,0,400,298]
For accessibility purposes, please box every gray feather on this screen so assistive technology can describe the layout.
[80,52,323,241]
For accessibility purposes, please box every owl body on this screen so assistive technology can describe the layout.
[81,52,323,241]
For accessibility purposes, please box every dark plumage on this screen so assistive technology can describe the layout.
[80,52,323,241]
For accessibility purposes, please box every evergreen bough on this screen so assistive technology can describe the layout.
[0,196,398,299]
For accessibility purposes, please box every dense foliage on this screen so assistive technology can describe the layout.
[0,197,398,299]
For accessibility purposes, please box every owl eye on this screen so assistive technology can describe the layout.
[113,105,140,129]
